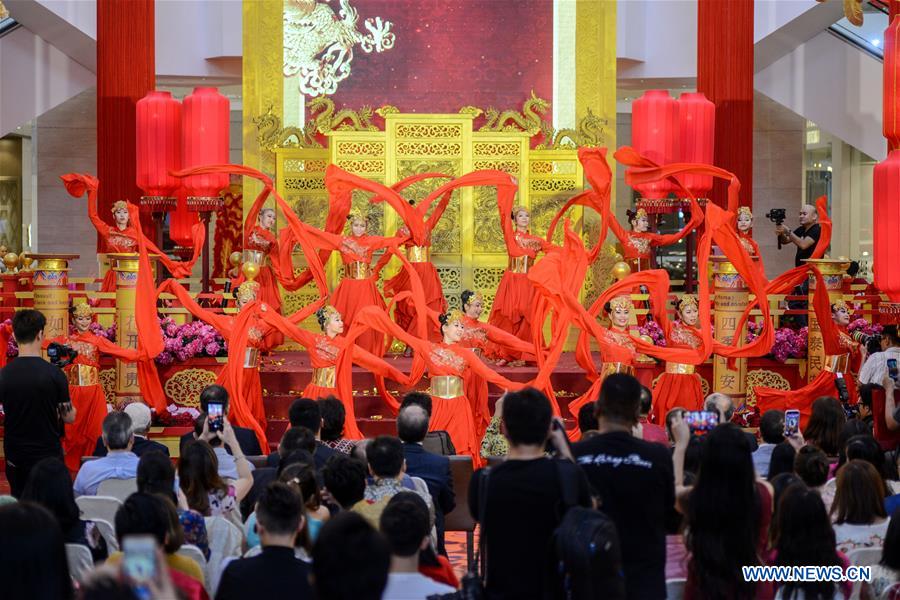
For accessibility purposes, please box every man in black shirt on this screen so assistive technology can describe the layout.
[179,385,263,457]
[776,203,821,267]
[0,310,75,497]
[216,482,313,600]
[469,388,591,600]
[572,374,678,600]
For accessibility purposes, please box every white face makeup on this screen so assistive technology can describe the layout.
[610,305,631,328]
[325,312,344,337]
[514,209,530,230]
[351,219,367,237]
[737,212,752,233]
[632,214,649,233]
[114,208,130,226]
[679,304,699,326]
[259,210,276,230]
[833,306,850,327]
[443,319,464,344]
[74,314,92,333]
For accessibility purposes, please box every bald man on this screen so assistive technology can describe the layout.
[775,204,821,267]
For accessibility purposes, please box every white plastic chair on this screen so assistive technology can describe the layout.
[666,578,686,600]
[76,496,122,529]
[204,516,243,596]
[65,544,94,583]
[91,517,119,553]
[880,582,900,600]
[176,544,207,586]
[97,478,137,502]
[848,546,884,600]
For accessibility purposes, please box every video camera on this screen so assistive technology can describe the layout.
[852,330,883,355]
[47,342,77,368]
[765,208,787,249]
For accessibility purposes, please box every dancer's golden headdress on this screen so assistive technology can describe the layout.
[347,209,369,225]
[831,299,850,313]
[737,206,753,219]
[439,309,464,328]
[71,303,93,319]
[510,205,529,220]
[676,295,699,313]
[111,200,129,214]
[315,305,340,330]
[608,295,633,313]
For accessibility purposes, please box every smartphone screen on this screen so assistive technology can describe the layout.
[207,402,224,432]
[122,535,157,591]
[684,410,718,437]
[784,409,800,437]
[889,358,899,380]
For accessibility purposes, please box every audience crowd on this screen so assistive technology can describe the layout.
[7,343,900,599]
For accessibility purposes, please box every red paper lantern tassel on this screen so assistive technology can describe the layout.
[136,90,181,211]
[676,92,716,199]
[182,87,230,211]
[630,90,679,199]
[874,150,900,302]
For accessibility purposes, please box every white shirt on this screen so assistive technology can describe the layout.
[858,347,900,385]
[381,572,455,600]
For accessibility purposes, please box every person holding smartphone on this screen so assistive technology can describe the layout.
[0,310,75,497]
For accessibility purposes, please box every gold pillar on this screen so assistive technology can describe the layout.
[805,258,851,382]
[108,253,156,407]
[29,254,79,341]
[712,256,749,403]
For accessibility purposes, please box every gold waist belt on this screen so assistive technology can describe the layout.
[244,348,259,369]
[628,257,650,272]
[600,362,635,379]
[431,375,464,399]
[824,354,849,373]
[665,362,695,375]
[508,256,531,274]
[67,364,99,387]
[344,262,371,279]
[407,246,430,263]
[312,366,336,388]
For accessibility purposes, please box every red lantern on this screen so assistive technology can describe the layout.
[676,92,715,199]
[182,87,230,211]
[630,90,679,199]
[884,16,900,149]
[874,150,900,302]
[169,187,200,248]
[136,91,181,211]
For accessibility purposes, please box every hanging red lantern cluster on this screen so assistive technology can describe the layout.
[676,92,716,199]
[875,153,900,303]
[182,87,230,212]
[630,90,679,200]
[136,91,181,212]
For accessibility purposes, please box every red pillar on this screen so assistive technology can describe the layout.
[96,0,155,249]
[697,0,754,208]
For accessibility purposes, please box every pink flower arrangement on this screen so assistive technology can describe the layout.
[746,320,764,343]
[638,320,666,346]
[770,326,808,363]
[155,317,226,365]
[86,321,116,341]
[848,318,882,338]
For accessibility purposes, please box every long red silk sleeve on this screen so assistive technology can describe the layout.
[812,194,831,259]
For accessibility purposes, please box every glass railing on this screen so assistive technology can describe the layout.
[828,1,888,59]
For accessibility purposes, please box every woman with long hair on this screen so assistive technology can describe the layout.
[673,421,774,600]
[0,502,72,600]
[21,457,107,561]
[863,508,900,600]
[651,294,708,421]
[178,432,252,529]
[831,460,890,554]
[770,483,850,600]
[803,396,848,457]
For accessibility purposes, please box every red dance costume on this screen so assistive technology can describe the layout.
[350,306,536,463]
[242,225,283,313]
[61,173,202,292]
[488,191,555,352]
[652,321,706,422]
[52,332,144,472]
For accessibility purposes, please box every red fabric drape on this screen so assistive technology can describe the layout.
[697,0,753,209]
[97,0,155,247]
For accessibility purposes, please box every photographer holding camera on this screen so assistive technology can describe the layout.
[775,204,821,267]
[0,310,75,496]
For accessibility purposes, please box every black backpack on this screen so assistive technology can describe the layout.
[552,462,626,600]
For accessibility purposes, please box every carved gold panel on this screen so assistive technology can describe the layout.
[164,368,219,408]
[746,369,791,406]
[100,368,116,405]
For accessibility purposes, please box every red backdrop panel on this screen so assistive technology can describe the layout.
[325,0,554,114]
[97,0,155,250]
[697,0,753,209]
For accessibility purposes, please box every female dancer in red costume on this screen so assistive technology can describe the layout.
[53,303,150,472]
[347,304,544,463]
[756,295,861,428]
[736,206,760,257]
[238,207,282,312]
[603,204,703,272]
[651,295,707,422]
[61,173,203,292]
[488,199,556,361]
